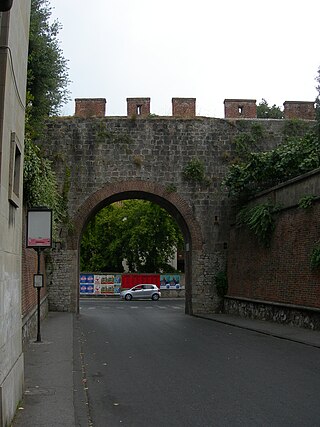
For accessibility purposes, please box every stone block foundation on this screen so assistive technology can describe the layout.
[224,296,320,330]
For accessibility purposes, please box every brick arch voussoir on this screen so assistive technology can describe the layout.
[67,180,203,251]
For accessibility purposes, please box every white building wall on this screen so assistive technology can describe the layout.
[0,1,30,426]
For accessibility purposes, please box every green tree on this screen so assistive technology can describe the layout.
[23,0,70,232]
[27,0,70,137]
[256,99,283,119]
[80,205,125,273]
[80,201,184,273]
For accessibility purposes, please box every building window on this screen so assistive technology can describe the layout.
[9,131,22,207]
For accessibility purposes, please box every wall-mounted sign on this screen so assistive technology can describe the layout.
[27,208,52,248]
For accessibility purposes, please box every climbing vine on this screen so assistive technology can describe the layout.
[237,203,280,246]
[298,195,316,209]
[23,138,65,235]
[310,242,320,269]
[224,132,320,197]
[283,119,309,140]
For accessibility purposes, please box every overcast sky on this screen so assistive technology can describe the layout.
[49,0,320,118]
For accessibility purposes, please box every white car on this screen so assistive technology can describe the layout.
[120,284,161,301]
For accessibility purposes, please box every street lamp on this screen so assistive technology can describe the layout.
[26,207,52,342]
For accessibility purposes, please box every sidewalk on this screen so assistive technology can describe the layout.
[12,312,76,427]
[197,313,320,348]
[12,308,320,427]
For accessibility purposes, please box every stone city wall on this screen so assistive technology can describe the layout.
[38,110,312,314]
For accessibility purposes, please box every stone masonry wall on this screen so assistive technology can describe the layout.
[42,116,293,221]
[38,116,315,314]
[46,249,78,312]
[224,298,320,330]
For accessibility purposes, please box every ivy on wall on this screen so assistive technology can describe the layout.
[237,203,280,246]
[224,121,320,196]
[311,242,320,269]
[23,138,65,236]
[298,195,316,209]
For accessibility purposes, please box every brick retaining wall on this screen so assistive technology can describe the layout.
[227,169,320,325]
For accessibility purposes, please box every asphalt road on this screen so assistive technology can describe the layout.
[73,299,320,427]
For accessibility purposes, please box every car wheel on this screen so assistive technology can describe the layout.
[125,294,132,301]
[151,293,159,301]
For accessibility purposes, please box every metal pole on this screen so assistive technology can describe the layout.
[36,248,42,342]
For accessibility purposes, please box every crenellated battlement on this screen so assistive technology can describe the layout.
[127,98,151,117]
[74,97,316,120]
[224,99,257,119]
[172,98,196,118]
[282,101,316,120]
[75,98,106,118]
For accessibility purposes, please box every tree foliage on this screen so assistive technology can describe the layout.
[27,0,70,137]
[224,132,320,197]
[24,0,69,226]
[256,99,283,119]
[80,200,184,273]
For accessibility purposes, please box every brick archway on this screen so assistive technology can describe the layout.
[66,180,204,314]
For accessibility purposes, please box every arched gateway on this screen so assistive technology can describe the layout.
[47,178,220,315]
[66,180,203,314]
[41,98,296,315]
